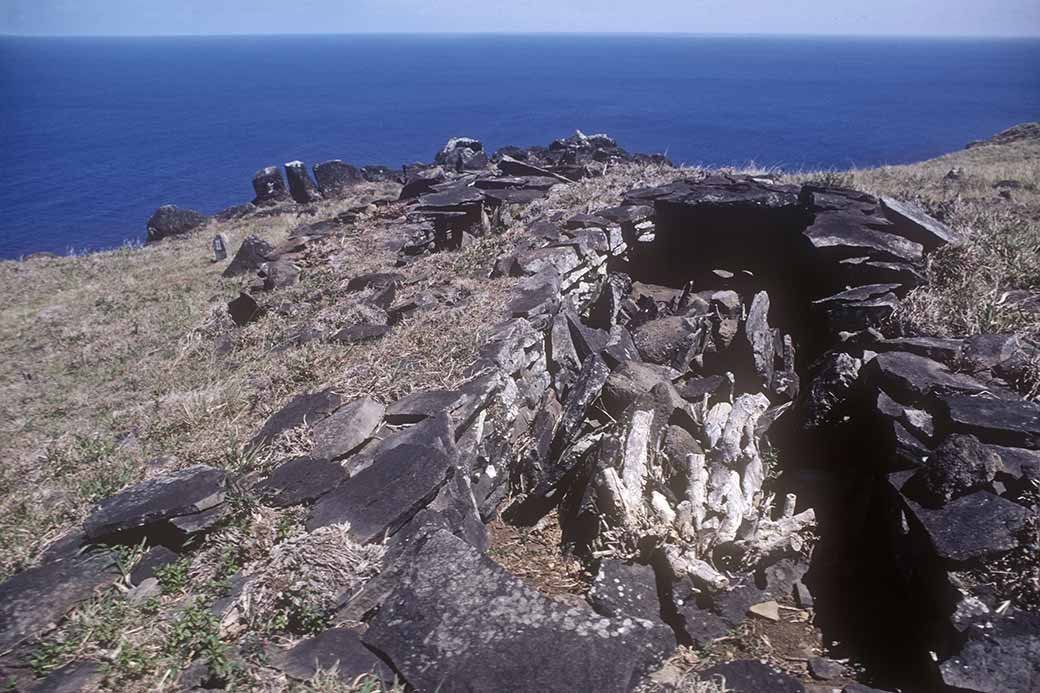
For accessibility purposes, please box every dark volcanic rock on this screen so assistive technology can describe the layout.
[145,205,208,243]
[936,393,1040,448]
[498,154,572,182]
[252,165,291,206]
[284,160,323,203]
[364,530,670,693]
[880,196,964,250]
[313,160,363,197]
[0,550,121,652]
[255,457,348,507]
[861,351,989,405]
[507,269,562,320]
[274,627,395,684]
[905,434,1004,507]
[804,210,924,263]
[938,612,1040,693]
[27,660,106,692]
[400,167,447,199]
[602,360,676,418]
[588,560,665,624]
[309,397,384,461]
[332,323,391,344]
[249,389,344,450]
[222,234,274,277]
[808,656,845,681]
[259,259,300,290]
[386,389,461,425]
[906,490,1029,565]
[874,336,964,364]
[306,444,452,543]
[228,291,265,327]
[83,465,226,541]
[346,272,405,292]
[435,137,487,172]
[700,660,805,693]
[802,351,861,430]
[632,316,704,371]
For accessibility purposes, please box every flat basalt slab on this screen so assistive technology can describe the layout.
[385,389,461,425]
[306,443,452,543]
[273,628,396,685]
[700,660,805,693]
[249,388,344,450]
[653,174,803,209]
[804,210,924,263]
[861,351,990,406]
[939,612,1040,693]
[906,490,1029,565]
[363,530,671,693]
[255,457,347,507]
[0,550,121,652]
[937,393,1040,448]
[83,465,226,540]
[309,397,385,461]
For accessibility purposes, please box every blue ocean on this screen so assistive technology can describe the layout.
[1,34,1038,258]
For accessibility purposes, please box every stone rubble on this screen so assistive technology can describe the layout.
[8,134,1039,693]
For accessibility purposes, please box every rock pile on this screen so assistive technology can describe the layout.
[10,136,1038,693]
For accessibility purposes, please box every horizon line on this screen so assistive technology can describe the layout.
[3,30,1040,40]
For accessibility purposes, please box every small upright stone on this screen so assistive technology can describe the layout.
[212,233,228,261]
[284,161,323,203]
[252,166,291,206]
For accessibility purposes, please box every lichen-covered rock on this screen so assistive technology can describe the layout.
[363,530,670,693]
[254,457,347,507]
[905,490,1029,565]
[272,628,395,685]
[309,397,384,461]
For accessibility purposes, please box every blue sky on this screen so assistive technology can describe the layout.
[3,0,1040,38]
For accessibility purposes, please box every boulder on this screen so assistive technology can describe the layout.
[435,137,487,172]
[258,259,299,290]
[364,530,670,693]
[255,457,348,507]
[273,627,395,685]
[808,657,845,681]
[905,491,1029,565]
[309,397,385,461]
[284,160,323,203]
[313,160,363,197]
[936,393,1040,448]
[498,154,573,182]
[400,167,447,199]
[227,291,265,327]
[632,316,704,371]
[306,444,453,543]
[222,234,274,277]
[83,465,225,541]
[249,389,344,451]
[252,165,291,206]
[904,434,1004,507]
[0,550,121,652]
[602,360,676,418]
[507,269,562,320]
[145,205,208,243]
[129,545,180,585]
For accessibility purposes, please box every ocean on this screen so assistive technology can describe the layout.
[1,34,1038,258]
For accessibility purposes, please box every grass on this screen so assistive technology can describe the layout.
[1,129,1038,690]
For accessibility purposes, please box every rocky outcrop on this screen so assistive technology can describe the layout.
[251,165,291,206]
[145,205,208,243]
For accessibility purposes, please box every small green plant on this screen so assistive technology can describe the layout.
[155,558,192,595]
[165,601,236,681]
[266,586,331,636]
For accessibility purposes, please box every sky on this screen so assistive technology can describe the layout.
[2,0,1040,38]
